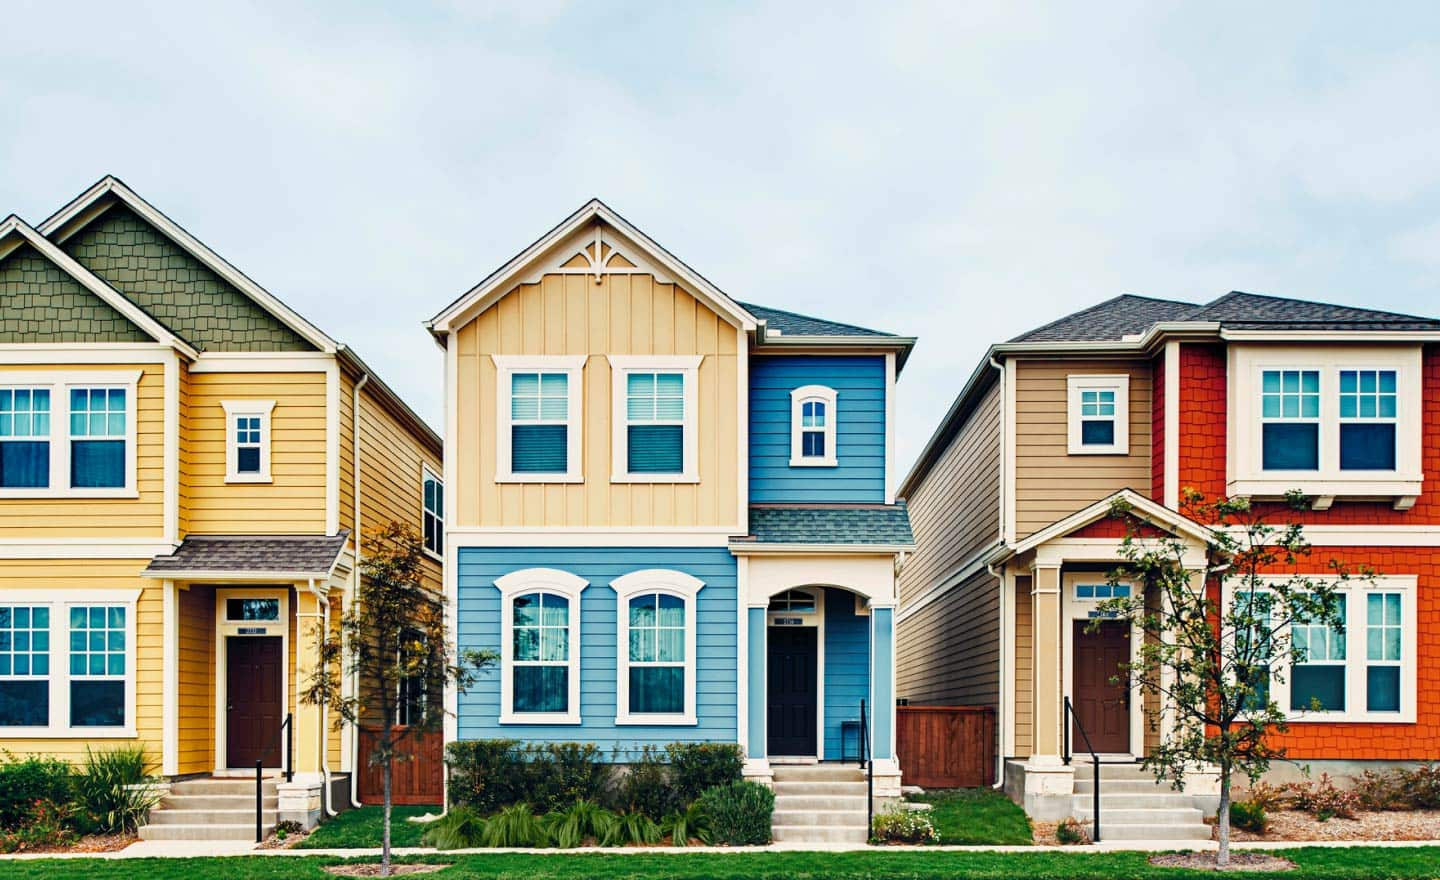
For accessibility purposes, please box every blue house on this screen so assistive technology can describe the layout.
[426,201,915,811]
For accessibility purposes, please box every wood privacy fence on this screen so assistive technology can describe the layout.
[895,705,996,788]
[357,727,444,805]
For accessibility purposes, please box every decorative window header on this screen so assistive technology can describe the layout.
[790,385,838,467]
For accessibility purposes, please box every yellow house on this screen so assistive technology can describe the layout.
[0,178,442,838]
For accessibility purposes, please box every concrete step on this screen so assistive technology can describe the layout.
[770,765,867,783]
[150,809,280,825]
[1072,764,1152,780]
[1074,807,1203,825]
[162,794,279,811]
[168,779,279,797]
[139,823,272,842]
[772,825,869,844]
[1085,822,1211,842]
[773,780,869,797]
[772,795,867,812]
[772,809,868,827]
[1074,778,1177,794]
[1077,793,1200,809]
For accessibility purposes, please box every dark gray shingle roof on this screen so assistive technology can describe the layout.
[1009,294,1198,342]
[739,503,914,546]
[741,301,897,338]
[143,532,350,577]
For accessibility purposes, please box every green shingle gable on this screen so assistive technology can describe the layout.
[62,205,315,351]
[0,244,151,343]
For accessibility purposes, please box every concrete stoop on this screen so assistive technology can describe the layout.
[1072,764,1210,842]
[139,777,279,842]
[771,764,870,844]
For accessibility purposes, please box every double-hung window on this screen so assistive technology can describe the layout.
[0,372,138,497]
[609,356,701,482]
[496,568,587,724]
[222,400,275,483]
[69,388,127,489]
[422,467,443,558]
[69,605,126,727]
[612,570,703,725]
[1338,370,1397,470]
[0,388,51,489]
[1066,375,1129,455]
[1260,370,1321,470]
[1290,594,1346,713]
[493,356,585,482]
[789,385,838,467]
[1365,592,1402,712]
[0,605,50,727]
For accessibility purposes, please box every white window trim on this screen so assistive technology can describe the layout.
[421,464,444,562]
[213,588,290,772]
[496,568,588,724]
[220,399,275,484]
[1228,345,1423,503]
[608,355,702,483]
[1230,575,1417,724]
[1066,374,1129,455]
[612,569,704,726]
[789,385,838,467]
[0,588,140,738]
[492,355,586,484]
[0,370,140,499]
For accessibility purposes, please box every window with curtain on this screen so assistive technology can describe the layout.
[626,593,686,715]
[0,605,50,727]
[510,373,570,474]
[1339,370,1397,471]
[1366,593,1402,712]
[0,389,51,489]
[1290,594,1345,713]
[511,592,569,714]
[69,605,126,727]
[1260,370,1320,470]
[69,388,126,489]
[422,470,443,556]
[625,372,684,473]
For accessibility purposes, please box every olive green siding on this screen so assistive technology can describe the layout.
[0,245,150,343]
[63,205,314,352]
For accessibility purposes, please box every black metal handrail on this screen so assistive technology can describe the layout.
[1063,697,1100,842]
[253,713,294,842]
[859,698,873,842]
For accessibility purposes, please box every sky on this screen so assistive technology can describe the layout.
[3,1,1439,475]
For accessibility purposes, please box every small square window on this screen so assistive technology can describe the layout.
[223,402,274,482]
[1067,376,1128,454]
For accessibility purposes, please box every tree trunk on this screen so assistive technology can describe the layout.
[382,740,393,877]
[1216,766,1231,868]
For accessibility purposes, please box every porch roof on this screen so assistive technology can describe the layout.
[734,503,915,549]
[141,531,350,580]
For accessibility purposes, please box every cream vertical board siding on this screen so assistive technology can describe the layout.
[896,567,1000,707]
[0,363,165,538]
[186,371,328,534]
[356,383,442,591]
[1013,574,1033,757]
[1012,359,1152,538]
[177,583,214,774]
[0,560,160,764]
[453,272,741,529]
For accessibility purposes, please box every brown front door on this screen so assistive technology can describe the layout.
[226,636,283,768]
[1072,621,1130,753]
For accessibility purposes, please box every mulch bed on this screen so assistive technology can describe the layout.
[258,828,311,849]
[1222,809,1440,842]
[1152,853,1295,872]
[10,833,136,854]
[323,866,445,877]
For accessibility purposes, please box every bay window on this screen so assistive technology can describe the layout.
[612,569,703,725]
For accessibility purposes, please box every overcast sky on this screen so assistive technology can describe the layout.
[4,2,1439,474]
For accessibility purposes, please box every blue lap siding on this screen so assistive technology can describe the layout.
[822,587,871,760]
[455,547,738,757]
[749,355,887,503]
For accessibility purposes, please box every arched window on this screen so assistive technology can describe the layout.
[790,385,838,467]
[611,569,705,725]
[768,589,817,613]
[495,568,588,724]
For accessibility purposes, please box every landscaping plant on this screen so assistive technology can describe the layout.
[1281,775,1361,821]
[1095,490,1356,866]
[445,740,612,814]
[542,799,619,849]
[662,802,713,846]
[71,745,161,834]
[482,802,548,848]
[870,806,940,845]
[696,780,773,846]
[302,520,496,875]
[0,755,72,830]
[603,810,662,847]
[0,800,77,853]
[1230,799,1268,833]
[665,742,743,804]
[613,745,679,820]
[1055,817,1088,845]
[420,806,489,850]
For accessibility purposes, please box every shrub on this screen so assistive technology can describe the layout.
[71,746,160,833]
[446,740,610,814]
[1230,800,1267,833]
[526,743,611,814]
[273,819,305,841]
[666,743,743,804]
[1398,763,1440,809]
[445,739,523,812]
[0,755,73,830]
[0,801,78,853]
[1282,774,1361,821]
[421,805,489,850]
[602,810,662,846]
[1354,764,1440,811]
[871,805,939,845]
[542,800,618,849]
[662,802,713,846]
[483,802,548,848]
[697,781,773,846]
[1055,817,1088,845]
[1241,782,1287,812]
[612,746,678,820]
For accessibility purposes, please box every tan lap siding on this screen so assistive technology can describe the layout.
[896,567,1000,706]
[1012,359,1152,539]
[177,584,214,774]
[1013,574,1033,757]
[454,272,740,529]
[0,363,165,538]
[187,372,327,534]
[357,384,442,590]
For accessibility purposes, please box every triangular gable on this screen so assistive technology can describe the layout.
[38,176,334,353]
[0,215,197,356]
[1011,489,1214,556]
[427,199,759,336]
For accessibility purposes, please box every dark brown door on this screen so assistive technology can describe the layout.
[767,627,818,756]
[1072,621,1130,753]
[226,636,283,768]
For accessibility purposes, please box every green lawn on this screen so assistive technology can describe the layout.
[296,805,437,849]
[908,788,1033,845]
[5,848,1440,880]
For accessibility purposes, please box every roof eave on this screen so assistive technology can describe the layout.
[754,332,917,370]
[727,542,915,555]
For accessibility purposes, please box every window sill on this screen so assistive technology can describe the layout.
[1066,446,1128,456]
[499,712,581,725]
[0,726,137,739]
[1229,476,1422,503]
[224,474,273,484]
[1285,711,1416,725]
[610,473,699,484]
[615,713,697,726]
[0,488,138,499]
[495,473,584,484]
[422,548,444,564]
[788,457,837,468]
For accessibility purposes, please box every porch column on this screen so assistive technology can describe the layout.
[161,580,178,778]
[292,587,324,782]
[1029,564,1063,762]
[741,605,772,785]
[868,602,902,798]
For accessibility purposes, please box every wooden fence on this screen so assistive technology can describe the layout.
[895,705,996,788]
[357,727,444,805]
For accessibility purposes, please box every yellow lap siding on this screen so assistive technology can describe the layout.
[354,383,442,590]
[177,583,214,775]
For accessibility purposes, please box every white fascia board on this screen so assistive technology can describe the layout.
[1008,488,1215,557]
[727,543,914,555]
[1220,329,1440,342]
[138,568,331,581]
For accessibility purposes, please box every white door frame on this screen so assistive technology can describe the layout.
[765,587,825,760]
[213,587,291,776]
[1060,571,1145,757]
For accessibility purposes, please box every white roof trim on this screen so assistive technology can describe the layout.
[1009,489,1214,557]
[0,215,199,359]
[38,176,336,354]
[427,199,758,335]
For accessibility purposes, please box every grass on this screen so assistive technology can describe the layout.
[5,848,1440,880]
[296,805,437,849]
[907,788,1033,845]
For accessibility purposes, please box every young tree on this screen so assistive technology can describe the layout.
[302,521,494,876]
[1096,490,1359,867]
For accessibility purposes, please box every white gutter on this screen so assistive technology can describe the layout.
[305,578,339,818]
[348,372,368,810]
[987,352,1009,789]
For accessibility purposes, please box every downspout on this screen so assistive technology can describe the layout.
[987,353,1008,789]
[349,372,369,810]
[307,578,339,818]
